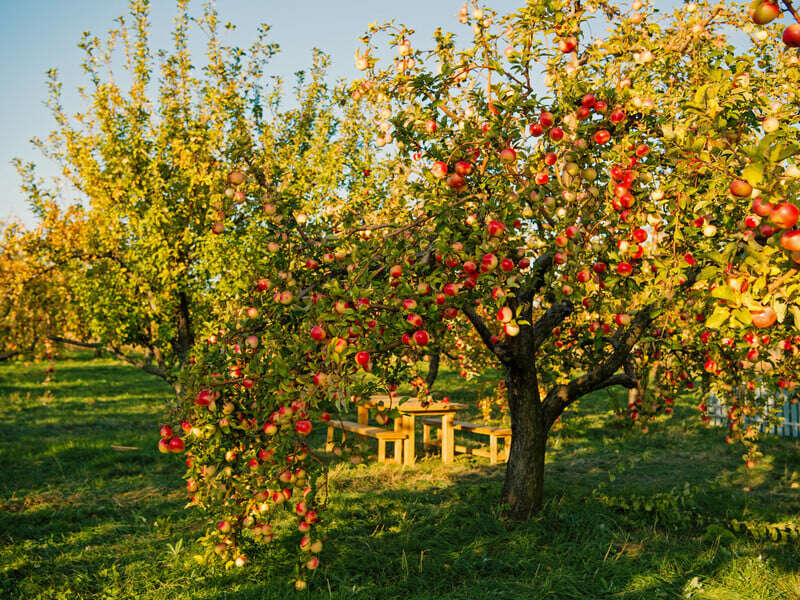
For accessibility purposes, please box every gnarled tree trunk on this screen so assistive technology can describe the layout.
[501,365,547,519]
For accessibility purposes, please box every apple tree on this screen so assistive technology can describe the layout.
[172,0,800,586]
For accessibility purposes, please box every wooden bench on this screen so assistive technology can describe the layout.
[421,418,511,464]
[326,420,408,463]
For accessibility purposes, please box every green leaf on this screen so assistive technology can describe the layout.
[741,162,764,186]
[706,306,730,329]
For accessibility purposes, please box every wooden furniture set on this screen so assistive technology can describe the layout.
[325,394,511,466]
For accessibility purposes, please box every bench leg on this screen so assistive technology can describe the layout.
[423,423,431,447]
[326,426,335,452]
[378,439,386,463]
[489,434,498,465]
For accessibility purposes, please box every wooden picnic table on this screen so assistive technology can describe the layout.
[360,395,467,466]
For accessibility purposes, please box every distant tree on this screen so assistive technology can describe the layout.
[15,0,375,395]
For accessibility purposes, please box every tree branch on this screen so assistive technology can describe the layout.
[518,251,554,305]
[462,301,510,364]
[542,304,655,428]
[531,300,573,350]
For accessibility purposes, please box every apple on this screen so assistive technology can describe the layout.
[389,265,403,278]
[446,173,466,190]
[576,270,590,283]
[581,93,596,107]
[406,313,423,327]
[592,262,607,274]
[431,161,448,178]
[558,36,577,53]
[617,262,633,276]
[313,372,328,386]
[752,196,773,217]
[497,306,513,323]
[158,438,171,454]
[729,179,753,197]
[615,313,631,326]
[160,425,173,438]
[195,389,212,406]
[454,160,473,176]
[355,351,371,367]
[500,258,515,272]
[529,122,543,136]
[424,119,437,133]
[751,307,777,328]
[413,330,430,346]
[785,24,800,47]
[632,228,647,243]
[540,111,555,127]
[295,420,312,436]
[751,0,780,23]
[487,221,506,237]
[609,109,626,123]
[504,322,520,336]
[593,129,611,145]
[228,171,245,185]
[499,147,517,163]
[769,203,799,229]
[310,325,326,342]
[549,127,564,141]
[781,230,800,251]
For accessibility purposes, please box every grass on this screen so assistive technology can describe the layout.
[1,354,799,599]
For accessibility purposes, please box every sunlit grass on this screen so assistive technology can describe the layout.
[1,353,798,599]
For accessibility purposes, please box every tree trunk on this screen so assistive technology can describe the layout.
[501,365,547,520]
[425,352,440,391]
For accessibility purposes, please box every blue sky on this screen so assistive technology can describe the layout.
[1,0,687,226]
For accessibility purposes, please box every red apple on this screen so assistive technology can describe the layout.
[446,173,466,190]
[593,129,611,145]
[158,438,170,453]
[431,161,447,178]
[487,221,506,237]
[752,196,773,217]
[785,24,800,47]
[751,307,777,328]
[310,326,326,342]
[780,230,800,251]
[454,160,473,176]
[195,389,212,406]
[413,330,430,346]
[295,420,312,436]
[169,437,185,453]
[499,147,517,163]
[355,351,370,367]
[751,1,780,24]
[729,179,753,198]
[769,203,799,229]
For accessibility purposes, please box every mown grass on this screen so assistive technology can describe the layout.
[1,353,799,599]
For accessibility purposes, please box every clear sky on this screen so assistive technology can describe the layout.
[1,0,684,226]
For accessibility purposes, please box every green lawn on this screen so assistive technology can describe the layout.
[1,354,799,599]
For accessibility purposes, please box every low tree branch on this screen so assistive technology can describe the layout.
[462,301,511,364]
[542,304,655,428]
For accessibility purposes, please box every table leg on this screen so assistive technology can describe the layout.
[402,414,416,466]
[393,418,403,463]
[441,413,454,465]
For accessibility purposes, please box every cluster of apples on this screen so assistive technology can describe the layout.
[157,424,188,454]
[748,0,800,47]
[734,178,800,265]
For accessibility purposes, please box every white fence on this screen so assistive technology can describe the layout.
[707,390,800,438]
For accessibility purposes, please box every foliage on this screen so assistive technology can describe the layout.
[14,0,374,393]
